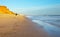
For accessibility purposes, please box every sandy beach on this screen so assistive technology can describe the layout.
[0,14,49,37]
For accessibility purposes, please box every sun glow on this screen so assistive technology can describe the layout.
[20,14,25,16]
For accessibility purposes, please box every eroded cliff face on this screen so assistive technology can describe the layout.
[0,6,15,15]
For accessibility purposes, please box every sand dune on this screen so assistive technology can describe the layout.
[0,14,49,37]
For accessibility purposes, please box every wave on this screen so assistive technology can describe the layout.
[32,20,60,37]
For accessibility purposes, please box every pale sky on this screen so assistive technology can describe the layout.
[0,0,60,15]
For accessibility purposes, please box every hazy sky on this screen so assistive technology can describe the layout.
[0,0,60,15]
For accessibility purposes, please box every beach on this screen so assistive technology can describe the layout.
[0,14,49,37]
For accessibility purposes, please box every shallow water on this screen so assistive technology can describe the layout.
[27,15,60,37]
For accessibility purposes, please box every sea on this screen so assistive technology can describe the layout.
[26,15,60,37]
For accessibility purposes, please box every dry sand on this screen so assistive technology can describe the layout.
[0,14,49,37]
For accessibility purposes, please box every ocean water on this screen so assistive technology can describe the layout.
[26,15,60,37]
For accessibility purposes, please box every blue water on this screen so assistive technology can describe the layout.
[26,15,60,37]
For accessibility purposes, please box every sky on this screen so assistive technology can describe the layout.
[0,0,60,15]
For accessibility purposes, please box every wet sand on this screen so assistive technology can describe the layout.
[0,14,49,37]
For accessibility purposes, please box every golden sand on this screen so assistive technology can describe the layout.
[0,14,49,37]
[0,6,15,14]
